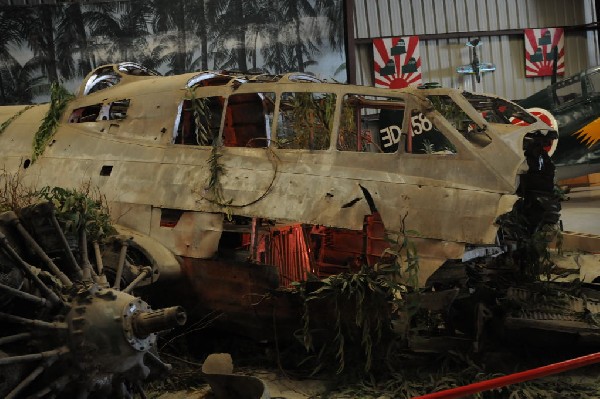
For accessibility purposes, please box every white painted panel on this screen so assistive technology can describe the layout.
[421,0,436,34]
[377,0,392,36]
[485,0,500,30]
[444,0,458,32]
[389,0,403,36]
[354,0,369,38]
[455,0,468,32]
[515,0,529,29]
[410,0,425,35]
[475,0,489,31]
[496,0,510,30]
[522,0,534,27]
[399,0,414,35]
[366,0,382,37]
[584,0,597,24]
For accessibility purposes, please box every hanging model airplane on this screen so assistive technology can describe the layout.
[456,39,497,83]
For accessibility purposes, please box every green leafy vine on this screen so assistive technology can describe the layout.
[36,186,116,241]
[184,88,212,145]
[0,105,34,136]
[32,83,75,162]
[201,141,280,216]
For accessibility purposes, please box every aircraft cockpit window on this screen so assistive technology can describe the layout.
[68,99,130,123]
[554,76,582,105]
[276,92,335,150]
[117,62,160,76]
[408,109,457,154]
[428,95,491,149]
[223,92,275,147]
[102,99,130,120]
[462,93,535,125]
[83,67,121,95]
[338,94,405,153]
[173,96,224,145]
[585,71,600,94]
[68,104,102,123]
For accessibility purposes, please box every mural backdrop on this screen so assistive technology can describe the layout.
[0,0,346,104]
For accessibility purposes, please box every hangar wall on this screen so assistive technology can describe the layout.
[351,0,600,100]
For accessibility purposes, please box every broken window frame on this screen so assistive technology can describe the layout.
[461,92,536,126]
[419,93,496,150]
[274,90,337,150]
[68,99,130,124]
[402,95,473,157]
[222,91,275,148]
[172,77,231,146]
[337,94,407,153]
[407,107,458,155]
[172,96,225,146]
[553,74,583,106]
[173,73,278,147]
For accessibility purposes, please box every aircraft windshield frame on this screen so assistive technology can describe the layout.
[462,92,536,125]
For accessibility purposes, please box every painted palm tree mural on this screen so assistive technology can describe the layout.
[0,0,346,105]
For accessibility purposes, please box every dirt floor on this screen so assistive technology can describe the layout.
[146,348,600,399]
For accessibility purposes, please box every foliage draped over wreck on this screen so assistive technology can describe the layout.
[299,266,401,375]
[297,226,419,377]
[36,185,116,240]
[0,105,34,136]
[32,83,74,162]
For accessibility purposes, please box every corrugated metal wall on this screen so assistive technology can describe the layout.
[353,0,600,100]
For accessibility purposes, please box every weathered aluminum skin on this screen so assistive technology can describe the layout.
[0,64,553,281]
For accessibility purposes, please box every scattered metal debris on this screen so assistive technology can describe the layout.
[201,353,269,399]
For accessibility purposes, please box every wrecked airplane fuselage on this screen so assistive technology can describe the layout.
[0,63,558,331]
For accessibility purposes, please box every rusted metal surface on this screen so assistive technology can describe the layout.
[0,63,557,286]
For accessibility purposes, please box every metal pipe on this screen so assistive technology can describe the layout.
[5,355,58,399]
[145,350,172,371]
[250,217,258,262]
[113,240,129,289]
[135,381,148,399]
[0,332,32,345]
[5,211,72,287]
[28,374,72,399]
[413,352,600,399]
[79,228,93,282]
[0,232,62,307]
[48,209,82,279]
[132,306,187,338]
[93,240,104,274]
[0,347,68,366]
[0,312,68,331]
[122,267,151,294]
[0,282,50,308]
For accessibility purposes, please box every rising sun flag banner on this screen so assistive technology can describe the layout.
[373,36,422,89]
[525,28,564,78]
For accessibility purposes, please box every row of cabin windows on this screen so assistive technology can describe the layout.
[67,93,494,155]
[172,93,467,155]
